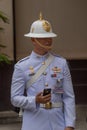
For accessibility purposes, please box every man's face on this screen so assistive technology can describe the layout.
[31,37,53,54]
[34,38,53,50]
[36,38,52,47]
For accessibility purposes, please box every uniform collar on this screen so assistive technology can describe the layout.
[30,51,50,61]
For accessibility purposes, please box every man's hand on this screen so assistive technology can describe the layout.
[36,92,51,104]
[65,127,74,130]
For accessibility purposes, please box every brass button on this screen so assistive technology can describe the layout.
[45,83,48,87]
[42,62,45,65]
[43,72,47,75]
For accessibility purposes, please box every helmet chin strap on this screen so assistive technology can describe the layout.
[34,38,52,50]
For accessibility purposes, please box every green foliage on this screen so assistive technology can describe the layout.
[0,54,11,64]
[0,11,9,23]
[0,10,11,64]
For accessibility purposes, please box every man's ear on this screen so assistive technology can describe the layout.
[31,38,34,42]
[31,38,37,42]
[31,38,36,45]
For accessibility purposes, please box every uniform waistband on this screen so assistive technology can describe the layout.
[40,102,63,109]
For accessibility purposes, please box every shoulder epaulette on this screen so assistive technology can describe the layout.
[18,56,30,63]
[51,52,64,59]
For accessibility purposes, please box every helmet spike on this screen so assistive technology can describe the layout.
[39,12,43,20]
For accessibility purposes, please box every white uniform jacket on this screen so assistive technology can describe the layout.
[11,51,76,130]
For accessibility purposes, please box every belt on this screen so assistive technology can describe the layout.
[40,102,63,109]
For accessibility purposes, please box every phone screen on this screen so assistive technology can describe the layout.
[43,88,51,96]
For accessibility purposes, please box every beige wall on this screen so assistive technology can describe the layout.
[14,0,87,60]
[0,0,13,60]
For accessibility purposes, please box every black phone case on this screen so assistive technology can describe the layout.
[43,88,51,96]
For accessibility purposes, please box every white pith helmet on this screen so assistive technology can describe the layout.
[24,13,57,38]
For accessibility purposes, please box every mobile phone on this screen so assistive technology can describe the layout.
[43,88,51,96]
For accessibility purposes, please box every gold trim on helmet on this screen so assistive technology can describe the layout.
[42,21,51,32]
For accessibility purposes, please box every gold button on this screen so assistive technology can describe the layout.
[45,83,48,87]
[29,66,33,70]
[43,72,47,75]
[57,79,60,82]
[42,62,45,65]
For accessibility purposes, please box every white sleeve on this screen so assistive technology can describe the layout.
[11,63,37,111]
[63,60,76,128]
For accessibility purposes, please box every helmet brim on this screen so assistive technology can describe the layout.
[24,33,57,38]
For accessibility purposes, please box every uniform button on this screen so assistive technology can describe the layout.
[42,62,45,65]
[57,79,60,82]
[45,83,48,87]
[29,66,33,69]
[43,72,47,75]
